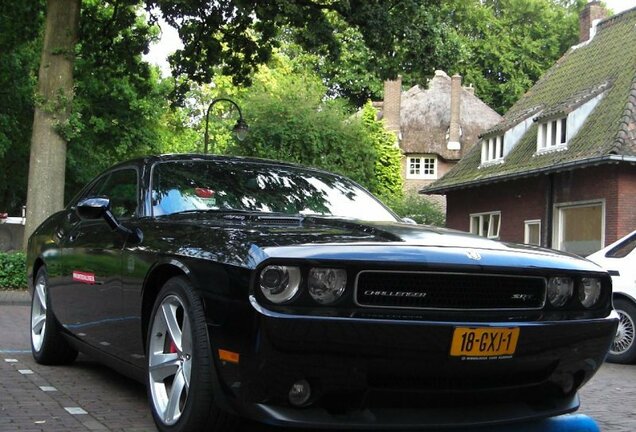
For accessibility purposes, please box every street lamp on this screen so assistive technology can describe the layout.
[203,97,249,154]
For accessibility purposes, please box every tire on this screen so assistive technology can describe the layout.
[146,276,236,432]
[30,267,78,365]
[607,298,636,364]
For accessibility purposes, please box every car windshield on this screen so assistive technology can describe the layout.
[151,160,398,222]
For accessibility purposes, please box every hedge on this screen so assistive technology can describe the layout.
[0,251,27,289]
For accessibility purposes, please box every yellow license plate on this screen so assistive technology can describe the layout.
[450,327,520,357]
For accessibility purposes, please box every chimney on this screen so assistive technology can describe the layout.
[579,1,607,43]
[383,76,402,135]
[448,73,462,151]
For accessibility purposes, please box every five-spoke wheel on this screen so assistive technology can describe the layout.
[146,277,235,432]
[30,267,78,365]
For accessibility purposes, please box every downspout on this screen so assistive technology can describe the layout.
[545,173,555,248]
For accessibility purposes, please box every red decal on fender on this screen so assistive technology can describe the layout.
[73,271,96,284]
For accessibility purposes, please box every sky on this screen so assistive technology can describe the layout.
[144,1,636,75]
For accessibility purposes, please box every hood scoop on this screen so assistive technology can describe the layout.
[255,215,303,226]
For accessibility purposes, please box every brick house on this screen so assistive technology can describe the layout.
[423,3,636,257]
[378,72,501,205]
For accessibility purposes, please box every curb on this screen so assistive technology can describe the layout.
[0,290,30,305]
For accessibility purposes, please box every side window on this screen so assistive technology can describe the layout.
[606,233,636,258]
[93,169,139,218]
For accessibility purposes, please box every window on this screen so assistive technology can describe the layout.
[524,220,541,246]
[151,160,398,222]
[537,116,567,151]
[470,212,501,239]
[554,201,604,256]
[406,155,437,179]
[605,232,636,258]
[480,135,504,164]
[90,169,139,218]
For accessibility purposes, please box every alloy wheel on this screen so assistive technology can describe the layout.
[148,294,193,426]
[611,308,635,355]
[31,274,48,352]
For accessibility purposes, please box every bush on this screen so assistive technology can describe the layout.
[386,193,446,227]
[0,251,27,289]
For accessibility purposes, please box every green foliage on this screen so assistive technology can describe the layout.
[64,0,168,200]
[445,0,586,113]
[385,193,445,227]
[279,0,584,113]
[226,62,377,188]
[0,1,44,214]
[281,5,463,106]
[0,252,27,290]
[360,103,403,201]
[148,0,449,102]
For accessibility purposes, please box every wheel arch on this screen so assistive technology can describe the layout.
[613,292,636,309]
[31,257,46,293]
[141,259,199,349]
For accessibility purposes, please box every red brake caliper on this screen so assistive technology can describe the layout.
[168,339,178,354]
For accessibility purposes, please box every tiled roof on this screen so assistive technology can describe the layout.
[424,8,636,194]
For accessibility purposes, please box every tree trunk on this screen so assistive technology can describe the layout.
[23,0,80,247]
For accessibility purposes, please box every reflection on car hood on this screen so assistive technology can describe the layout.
[145,215,600,272]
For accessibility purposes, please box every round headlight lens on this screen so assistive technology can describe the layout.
[579,278,602,308]
[308,268,347,304]
[259,265,301,304]
[547,277,574,307]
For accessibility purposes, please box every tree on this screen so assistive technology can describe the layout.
[64,0,167,199]
[279,0,585,112]
[359,102,403,200]
[449,0,586,113]
[0,1,43,215]
[24,0,80,243]
[24,0,441,242]
[226,60,377,188]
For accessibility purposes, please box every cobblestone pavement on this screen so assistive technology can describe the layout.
[1,301,635,431]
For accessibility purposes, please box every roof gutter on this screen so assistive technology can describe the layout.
[422,154,636,195]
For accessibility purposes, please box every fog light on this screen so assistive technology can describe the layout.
[288,379,311,407]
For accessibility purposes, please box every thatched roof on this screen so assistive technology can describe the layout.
[398,71,501,161]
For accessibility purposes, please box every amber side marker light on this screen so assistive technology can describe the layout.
[218,349,240,364]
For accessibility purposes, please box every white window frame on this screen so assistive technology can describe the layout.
[524,219,541,246]
[406,155,437,180]
[537,116,568,152]
[480,135,505,164]
[552,200,605,254]
[470,211,501,239]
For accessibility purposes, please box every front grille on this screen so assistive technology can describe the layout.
[355,271,546,310]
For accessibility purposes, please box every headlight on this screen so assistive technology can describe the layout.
[259,265,301,304]
[578,278,602,308]
[547,277,574,307]
[308,268,347,304]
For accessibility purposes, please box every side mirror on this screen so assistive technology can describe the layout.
[75,196,142,243]
[402,217,417,225]
[76,197,110,220]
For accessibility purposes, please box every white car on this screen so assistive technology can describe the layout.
[588,231,636,364]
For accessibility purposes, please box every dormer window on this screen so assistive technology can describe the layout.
[481,135,504,164]
[537,117,567,151]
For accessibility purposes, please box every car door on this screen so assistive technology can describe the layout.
[54,167,140,356]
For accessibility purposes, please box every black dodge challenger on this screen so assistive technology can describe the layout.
[27,154,617,431]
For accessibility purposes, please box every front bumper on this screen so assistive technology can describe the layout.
[209,298,617,429]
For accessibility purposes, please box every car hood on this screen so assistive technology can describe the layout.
[145,214,601,272]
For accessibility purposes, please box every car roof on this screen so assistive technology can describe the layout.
[107,153,338,176]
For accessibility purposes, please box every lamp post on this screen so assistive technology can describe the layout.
[203,97,249,154]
